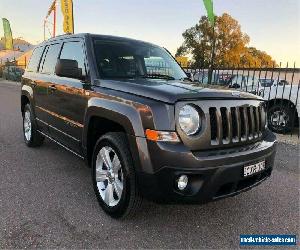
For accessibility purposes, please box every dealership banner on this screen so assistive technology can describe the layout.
[2,18,13,50]
[203,0,215,26]
[61,0,74,34]
[47,0,56,18]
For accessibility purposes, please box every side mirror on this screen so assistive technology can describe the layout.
[55,59,83,80]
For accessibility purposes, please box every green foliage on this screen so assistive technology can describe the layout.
[176,13,276,68]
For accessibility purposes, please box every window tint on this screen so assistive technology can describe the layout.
[41,43,61,74]
[59,41,86,77]
[93,40,186,80]
[27,46,44,72]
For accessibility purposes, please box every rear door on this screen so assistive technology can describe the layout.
[34,43,62,132]
[22,45,48,131]
[46,39,90,154]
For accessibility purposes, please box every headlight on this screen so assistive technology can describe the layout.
[178,105,201,135]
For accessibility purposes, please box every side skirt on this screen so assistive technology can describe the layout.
[37,130,85,160]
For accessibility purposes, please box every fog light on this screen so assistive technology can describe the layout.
[177,175,188,190]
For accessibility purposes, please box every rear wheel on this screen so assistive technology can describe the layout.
[267,104,294,134]
[92,132,142,218]
[23,104,44,147]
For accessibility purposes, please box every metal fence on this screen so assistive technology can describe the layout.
[183,63,299,137]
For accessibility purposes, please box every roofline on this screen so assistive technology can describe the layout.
[40,33,87,44]
[40,33,160,47]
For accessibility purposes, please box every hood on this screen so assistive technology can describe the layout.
[97,78,262,104]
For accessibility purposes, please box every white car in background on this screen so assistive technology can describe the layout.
[257,79,299,133]
[228,77,299,133]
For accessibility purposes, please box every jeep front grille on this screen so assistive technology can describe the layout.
[209,105,265,145]
[176,100,266,151]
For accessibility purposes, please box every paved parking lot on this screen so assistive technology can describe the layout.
[0,80,299,249]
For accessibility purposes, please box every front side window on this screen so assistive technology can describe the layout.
[41,43,61,74]
[27,46,44,72]
[93,39,186,80]
[59,41,86,77]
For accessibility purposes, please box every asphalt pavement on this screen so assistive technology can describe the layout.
[0,80,299,249]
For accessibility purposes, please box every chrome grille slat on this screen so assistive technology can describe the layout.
[236,107,242,142]
[215,109,223,145]
[248,106,255,140]
[253,107,259,138]
[209,103,264,146]
[230,107,238,142]
[227,108,232,143]
[220,107,230,144]
[209,108,218,142]
[243,107,249,141]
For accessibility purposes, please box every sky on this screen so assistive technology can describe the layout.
[0,0,299,63]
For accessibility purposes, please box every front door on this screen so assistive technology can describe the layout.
[46,40,90,154]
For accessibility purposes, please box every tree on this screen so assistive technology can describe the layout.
[241,47,276,67]
[176,13,276,68]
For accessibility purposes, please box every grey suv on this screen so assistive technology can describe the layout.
[21,33,277,218]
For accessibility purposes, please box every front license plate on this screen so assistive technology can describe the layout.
[244,161,265,177]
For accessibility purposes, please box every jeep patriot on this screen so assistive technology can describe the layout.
[21,33,277,218]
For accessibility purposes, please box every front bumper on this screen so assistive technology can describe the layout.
[132,130,277,203]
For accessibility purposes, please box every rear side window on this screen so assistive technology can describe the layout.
[59,41,87,77]
[40,43,61,74]
[27,46,44,72]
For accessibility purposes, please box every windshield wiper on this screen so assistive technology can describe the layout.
[141,74,175,80]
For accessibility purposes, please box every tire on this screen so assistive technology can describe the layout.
[92,132,142,218]
[22,104,44,147]
[267,103,294,134]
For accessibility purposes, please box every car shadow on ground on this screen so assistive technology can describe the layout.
[40,137,299,225]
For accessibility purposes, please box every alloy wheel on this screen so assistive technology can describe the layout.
[95,146,124,207]
[270,110,289,128]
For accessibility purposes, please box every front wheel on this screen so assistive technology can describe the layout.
[92,132,142,218]
[267,104,294,134]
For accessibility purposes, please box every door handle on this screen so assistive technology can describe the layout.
[48,85,57,91]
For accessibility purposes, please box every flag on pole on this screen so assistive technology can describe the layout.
[203,0,215,26]
[47,0,56,18]
[61,0,74,34]
[2,18,13,50]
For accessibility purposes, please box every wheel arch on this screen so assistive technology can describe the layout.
[83,98,148,167]
[21,85,34,114]
[266,98,296,110]
[85,116,128,166]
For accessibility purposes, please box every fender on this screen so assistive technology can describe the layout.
[21,85,35,114]
[21,85,33,99]
[82,96,154,149]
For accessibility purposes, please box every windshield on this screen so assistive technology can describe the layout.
[93,39,186,80]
